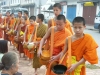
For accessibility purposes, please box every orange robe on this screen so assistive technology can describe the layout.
[0,17,3,38]
[46,27,72,75]
[25,25,35,59]
[15,17,22,30]
[23,18,30,56]
[66,34,98,75]
[59,34,98,75]
[25,18,30,25]
[51,19,73,34]
[9,18,16,28]
[3,17,10,40]
[8,18,16,44]
[18,25,26,53]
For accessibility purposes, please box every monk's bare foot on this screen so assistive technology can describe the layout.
[28,62,32,66]
[34,71,37,75]
[13,46,16,50]
[24,56,27,60]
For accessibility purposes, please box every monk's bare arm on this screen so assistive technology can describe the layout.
[76,58,86,66]
[60,38,68,59]
[48,19,52,29]
[68,58,86,72]
[23,26,28,42]
[38,28,51,51]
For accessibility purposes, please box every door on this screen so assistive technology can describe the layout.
[67,5,76,22]
[83,6,96,25]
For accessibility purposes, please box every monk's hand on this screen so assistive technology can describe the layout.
[23,41,25,44]
[49,55,59,62]
[67,63,78,73]
[34,42,39,46]
[37,49,42,57]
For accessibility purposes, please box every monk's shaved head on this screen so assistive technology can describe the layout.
[72,17,85,26]
[56,14,66,23]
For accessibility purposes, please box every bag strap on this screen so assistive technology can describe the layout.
[33,24,38,42]
[59,36,72,67]
[67,36,72,67]
[50,18,55,56]
[51,18,54,26]
[50,26,54,57]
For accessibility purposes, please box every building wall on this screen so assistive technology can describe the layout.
[76,3,83,17]
[21,0,34,5]
[96,2,100,15]
[10,0,20,6]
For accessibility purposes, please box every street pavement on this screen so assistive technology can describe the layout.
[5,28,100,75]
[84,28,100,75]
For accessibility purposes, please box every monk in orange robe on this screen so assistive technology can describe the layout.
[38,15,72,75]
[0,13,3,38]
[60,17,98,75]
[25,25,35,59]
[13,11,22,51]
[16,17,27,57]
[22,17,30,60]
[48,3,73,34]
[23,11,30,25]
[8,13,16,45]
[14,11,22,31]
[23,16,36,65]
[3,11,11,40]
[28,14,47,75]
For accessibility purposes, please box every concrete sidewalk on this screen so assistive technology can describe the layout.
[86,25,98,31]
[86,25,94,30]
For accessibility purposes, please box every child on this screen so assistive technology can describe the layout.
[23,11,30,25]
[32,14,47,75]
[38,14,72,75]
[8,13,16,46]
[48,3,73,34]
[16,17,27,58]
[23,16,36,65]
[61,17,98,75]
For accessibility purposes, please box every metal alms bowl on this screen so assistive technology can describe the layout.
[52,65,67,74]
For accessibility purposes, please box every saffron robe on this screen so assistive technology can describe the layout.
[17,25,26,53]
[46,27,72,75]
[8,18,16,44]
[24,25,35,59]
[25,18,30,25]
[66,34,98,75]
[3,17,10,40]
[0,17,3,38]
[51,19,73,34]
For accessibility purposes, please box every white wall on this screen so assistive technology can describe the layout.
[67,1,77,5]
[96,2,100,15]
[63,5,67,18]
[76,3,83,17]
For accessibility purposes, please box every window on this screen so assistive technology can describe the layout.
[11,0,12,4]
